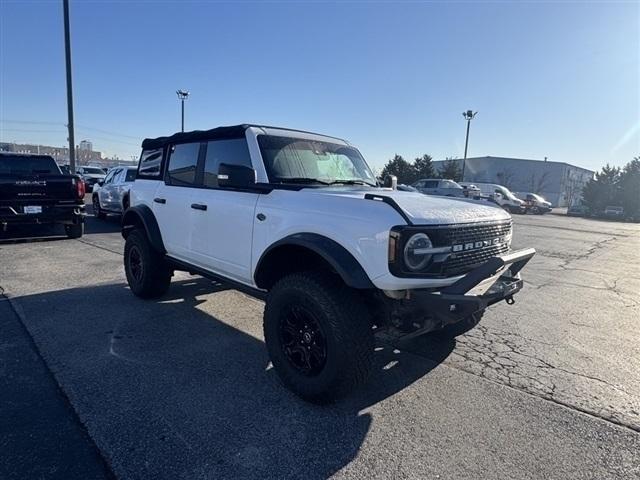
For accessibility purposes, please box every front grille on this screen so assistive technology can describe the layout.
[438,220,512,276]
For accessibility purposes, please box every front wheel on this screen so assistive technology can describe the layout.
[124,229,171,298]
[263,272,374,404]
[93,195,106,219]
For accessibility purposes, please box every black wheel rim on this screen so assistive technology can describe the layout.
[128,246,143,282]
[279,305,327,376]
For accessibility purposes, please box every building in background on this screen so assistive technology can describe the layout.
[0,141,135,169]
[433,156,594,207]
[79,139,93,151]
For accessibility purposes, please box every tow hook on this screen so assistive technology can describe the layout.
[505,296,515,305]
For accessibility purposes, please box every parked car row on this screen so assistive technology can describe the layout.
[409,178,553,215]
[567,203,630,221]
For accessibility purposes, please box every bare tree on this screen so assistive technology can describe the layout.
[564,174,580,208]
[534,171,551,193]
[496,169,515,189]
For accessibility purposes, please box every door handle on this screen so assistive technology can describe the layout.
[191,203,207,211]
[153,197,166,204]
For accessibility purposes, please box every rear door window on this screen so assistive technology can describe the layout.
[138,148,164,178]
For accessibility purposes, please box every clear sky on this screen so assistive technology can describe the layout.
[1,0,638,171]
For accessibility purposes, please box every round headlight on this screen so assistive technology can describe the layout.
[403,233,433,271]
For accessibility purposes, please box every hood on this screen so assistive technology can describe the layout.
[307,187,510,225]
[82,173,105,180]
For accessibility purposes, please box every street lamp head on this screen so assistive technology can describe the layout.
[463,110,477,120]
[176,89,190,100]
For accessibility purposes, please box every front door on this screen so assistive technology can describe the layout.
[189,138,258,284]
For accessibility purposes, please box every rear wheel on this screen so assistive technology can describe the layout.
[263,272,374,404]
[93,195,106,219]
[64,222,84,239]
[124,229,171,298]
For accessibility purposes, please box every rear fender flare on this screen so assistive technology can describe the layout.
[121,205,165,254]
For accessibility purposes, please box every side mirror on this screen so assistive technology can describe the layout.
[97,180,104,186]
[383,175,398,190]
[218,163,256,189]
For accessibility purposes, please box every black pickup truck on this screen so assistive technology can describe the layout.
[0,152,86,238]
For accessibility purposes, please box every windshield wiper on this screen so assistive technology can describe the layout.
[275,177,331,185]
[328,179,376,187]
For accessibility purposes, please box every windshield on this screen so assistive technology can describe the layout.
[497,186,518,200]
[83,167,104,174]
[442,180,463,189]
[0,155,60,175]
[257,135,377,186]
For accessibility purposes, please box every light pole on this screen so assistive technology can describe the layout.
[176,90,189,132]
[63,0,76,173]
[461,110,477,181]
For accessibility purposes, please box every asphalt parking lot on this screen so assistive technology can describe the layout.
[1,203,639,479]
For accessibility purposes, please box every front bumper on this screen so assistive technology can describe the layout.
[379,248,536,335]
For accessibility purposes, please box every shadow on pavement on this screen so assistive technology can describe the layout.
[12,277,453,479]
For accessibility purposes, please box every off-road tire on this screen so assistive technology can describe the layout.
[93,195,106,219]
[435,310,485,338]
[264,271,374,404]
[64,222,84,239]
[124,229,171,299]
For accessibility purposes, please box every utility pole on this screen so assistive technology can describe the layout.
[63,0,76,173]
[176,90,190,132]
[461,110,477,181]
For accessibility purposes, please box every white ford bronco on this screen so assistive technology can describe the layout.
[122,124,535,403]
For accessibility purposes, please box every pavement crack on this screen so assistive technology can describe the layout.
[75,238,122,256]
[448,323,638,430]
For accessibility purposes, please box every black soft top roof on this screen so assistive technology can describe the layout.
[141,124,348,150]
[142,124,249,150]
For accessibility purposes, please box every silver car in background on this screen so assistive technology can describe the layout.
[91,166,136,218]
[412,178,466,197]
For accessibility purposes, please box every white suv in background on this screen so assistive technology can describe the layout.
[460,182,526,214]
[122,124,535,403]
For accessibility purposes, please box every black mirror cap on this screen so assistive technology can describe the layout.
[218,163,257,189]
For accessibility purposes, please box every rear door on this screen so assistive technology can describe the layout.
[190,137,259,283]
[152,142,202,262]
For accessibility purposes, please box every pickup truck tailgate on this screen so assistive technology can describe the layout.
[0,176,79,204]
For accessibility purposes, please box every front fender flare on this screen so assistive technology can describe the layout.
[255,233,374,289]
